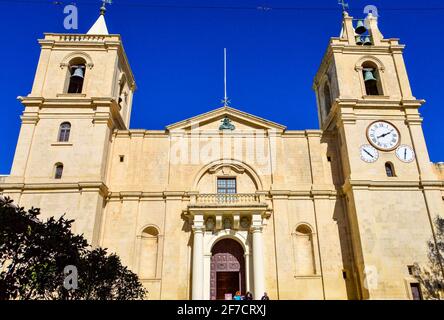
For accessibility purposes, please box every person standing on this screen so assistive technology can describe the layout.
[233,291,242,300]
[261,292,269,300]
[244,292,253,300]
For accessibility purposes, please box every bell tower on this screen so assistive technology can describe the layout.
[314,11,444,299]
[5,8,136,245]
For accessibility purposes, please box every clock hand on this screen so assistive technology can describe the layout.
[404,148,407,160]
[377,129,394,139]
[364,149,374,158]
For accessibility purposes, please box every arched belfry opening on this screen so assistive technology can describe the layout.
[210,238,246,300]
[323,82,332,117]
[362,61,383,96]
[66,57,86,94]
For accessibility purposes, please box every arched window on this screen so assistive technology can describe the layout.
[385,162,396,177]
[139,226,159,279]
[54,163,64,179]
[67,58,86,94]
[58,122,71,142]
[292,224,316,275]
[323,82,332,117]
[362,61,382,96]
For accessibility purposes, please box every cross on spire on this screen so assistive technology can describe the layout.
[100,0,112,15]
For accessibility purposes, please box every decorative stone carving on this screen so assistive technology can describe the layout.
[240,217,250,229]
[206,217,215,230]
[219,116,235,130]
[60,62,94,70]
[208,163,245,175]
[223,217,232,230]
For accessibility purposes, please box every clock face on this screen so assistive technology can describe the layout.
[396,145,415,163]
[360,144,379,163]
[367,121,400,151]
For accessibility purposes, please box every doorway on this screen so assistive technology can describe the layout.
[216,272,240,299]
[210,239,245,300]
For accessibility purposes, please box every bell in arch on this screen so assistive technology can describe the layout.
[364,69,377,82]
[355,20,367,34]
[71,66,84,79]
[355,36,363,45]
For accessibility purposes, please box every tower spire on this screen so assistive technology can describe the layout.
[87,0,111,35]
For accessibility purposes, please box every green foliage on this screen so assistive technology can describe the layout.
[0,197,146,300]
[414,216,444,300]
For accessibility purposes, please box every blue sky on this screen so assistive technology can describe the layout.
[0,0,443,174]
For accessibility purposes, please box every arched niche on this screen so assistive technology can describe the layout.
[292,223,316,276]
[137,225,161,280]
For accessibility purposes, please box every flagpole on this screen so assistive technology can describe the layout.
[224,48,228,105]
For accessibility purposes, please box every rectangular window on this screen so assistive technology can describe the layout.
[217,178,236,194]
[410,283,423,300]
[407,265,415,276]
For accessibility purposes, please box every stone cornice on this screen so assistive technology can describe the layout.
[104,188,339,202]
[111,129,324,139]
[335,98,424,109]
[40,33,122,46]
[18,96,126,130]
[322,98,427,131]
[329,41,405,54]
[342,179,443,193]
[0,181,109,196]
[270,188,338,199]
[283,131,312,137]
[305,130,323,138]
[19,96,119,107]
[107,191,187,201]
[113,130,168,139]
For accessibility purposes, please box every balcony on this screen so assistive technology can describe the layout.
[187,193,269,215]
[196,193,260,205]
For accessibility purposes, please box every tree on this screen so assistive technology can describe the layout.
[414,216,444,300]
[0,196,146,300]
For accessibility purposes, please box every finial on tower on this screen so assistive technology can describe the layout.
[338,0,349,13]
[100,0,112,15]
[87,0,111,35]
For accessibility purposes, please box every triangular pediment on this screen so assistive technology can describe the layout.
[166,106,286,133]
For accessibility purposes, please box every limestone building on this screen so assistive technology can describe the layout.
[1,10,444,300]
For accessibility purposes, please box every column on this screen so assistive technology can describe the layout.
[191,215,205,300]
[244,253,251,292]
[251,215,265,300]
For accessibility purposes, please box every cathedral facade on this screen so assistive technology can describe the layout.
[1,11,444,300]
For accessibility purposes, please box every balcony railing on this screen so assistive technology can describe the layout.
[194,193,261,206]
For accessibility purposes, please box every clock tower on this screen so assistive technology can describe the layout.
[314,11,444,299]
